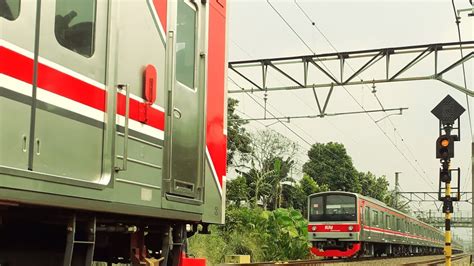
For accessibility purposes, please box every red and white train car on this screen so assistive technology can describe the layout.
[1,0,227,265]
[308,192,463,258]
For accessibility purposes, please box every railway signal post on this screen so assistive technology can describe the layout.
[431,95,465,266]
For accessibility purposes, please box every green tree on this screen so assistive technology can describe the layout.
[227,98,252,166]
[226,175,249,207]
[303,142,361,193]
[282,174,329,216]
[239,129,298,210]
[358,171,390,202]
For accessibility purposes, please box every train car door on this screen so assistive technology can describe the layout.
[364,206,371,239]
[31,0,108,183]
[164,0,207,201]
[0,1,36,171]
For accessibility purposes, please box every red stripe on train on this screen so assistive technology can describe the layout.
[308,224,360,232]
[0,46,165,131]
[363,225,441,243]
[0,46,34,84]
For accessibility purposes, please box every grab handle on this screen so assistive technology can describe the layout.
[115,84,130,172]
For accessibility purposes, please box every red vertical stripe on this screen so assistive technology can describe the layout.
[206,0,227,187]
[152,0,167,32]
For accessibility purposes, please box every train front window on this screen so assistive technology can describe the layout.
[309,194,357,222]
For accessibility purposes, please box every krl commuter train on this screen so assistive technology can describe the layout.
[0,0,227,265]
[308,192,463,258]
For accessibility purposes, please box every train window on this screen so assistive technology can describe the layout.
[396,218,400,231]
[309,194,357,222]
[365,207,370,225]
[379,212,384,227]
[385,215,390,229]
[55,0,96,57]
[176,0,197,89]
[0,0,20,20]
[309,195,323,216]
[372,210,378,227]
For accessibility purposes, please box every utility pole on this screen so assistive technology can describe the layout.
[431,95,465,266]
[394,172,401,209]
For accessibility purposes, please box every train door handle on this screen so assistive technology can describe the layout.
[173,108,182,119]
[115,84,130,172]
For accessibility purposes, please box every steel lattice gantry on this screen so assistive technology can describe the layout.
[228,41,474,96]
[397,192,473,204]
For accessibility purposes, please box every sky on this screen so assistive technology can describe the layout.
[226,0,474,243]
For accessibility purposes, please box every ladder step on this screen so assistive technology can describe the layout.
[73,240,95,245]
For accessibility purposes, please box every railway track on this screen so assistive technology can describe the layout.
[223,253,472,265]
[403,254,471,265]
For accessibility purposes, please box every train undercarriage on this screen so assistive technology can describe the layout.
[311,240,446,259]
[0,205,201,266]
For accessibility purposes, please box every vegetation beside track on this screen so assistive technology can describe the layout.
[188,98,415,265]
[189,207,311,265]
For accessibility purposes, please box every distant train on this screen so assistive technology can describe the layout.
[0,0,227,265]
[307,192,463,258]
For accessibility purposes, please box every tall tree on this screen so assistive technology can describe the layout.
[282,174,329,216]
[226,175,249,207]
[227,98,252,166]
[238,129,298,210]
[358,172,390,202]
[302,142,361,193]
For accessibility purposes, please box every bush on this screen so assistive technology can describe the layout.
[188,207,310,265]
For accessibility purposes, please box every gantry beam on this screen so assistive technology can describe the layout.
[231,107,408,122]
[228,41,474,96]
[413,210,473,228]
[397,192,472,203]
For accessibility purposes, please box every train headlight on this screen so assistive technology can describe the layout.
[348,225,354,231]
[311,225,317,231]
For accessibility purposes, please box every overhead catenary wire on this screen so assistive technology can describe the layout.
[231,38,362,147]
[267,0,436,189]
[451,0,474,191]
[451,0,473,139]
[266,0,316,55]
[228,76,313,148]
[294,0,431,179]
[229,76,362,174]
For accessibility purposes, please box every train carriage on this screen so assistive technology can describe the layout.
[0,0,227,265]
[308,191,463,258]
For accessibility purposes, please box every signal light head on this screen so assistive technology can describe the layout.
[440,169,451,183]
[436,135,455,159]
[440,138,450,147]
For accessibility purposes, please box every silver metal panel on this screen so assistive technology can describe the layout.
[32,0,108,183]
[113,1,166,106]
[165,0,207,201]
[109,0,167,196]
[0,1,36,171]
[36,0,108,83]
